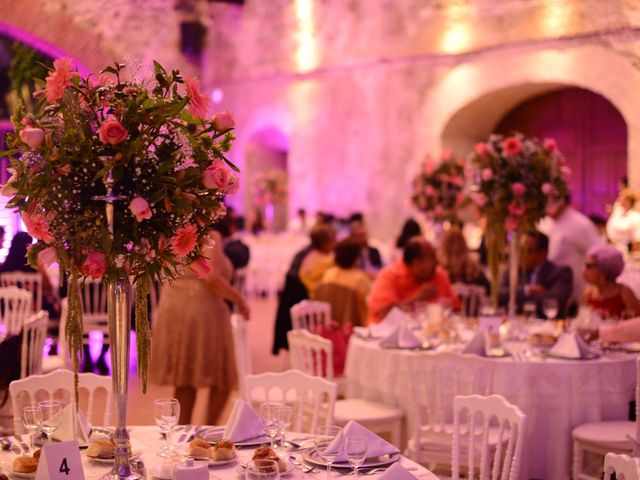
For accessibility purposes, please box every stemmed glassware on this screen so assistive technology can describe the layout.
[278,406,292,450]
[22,405,42,454]
[259,402,283,449]
[154,398,180,457]
[345,436,368,478]
[37,400,62,443]
[542,298,559,320]
[245,459,280,479]
[314,425,343,480]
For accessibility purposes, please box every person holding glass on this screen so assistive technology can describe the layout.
[150,230,250,425]
[499,231,573,319]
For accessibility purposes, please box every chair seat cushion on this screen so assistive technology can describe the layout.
[409,424,506,453]
[334,398,404,422]
[572,421,635,449]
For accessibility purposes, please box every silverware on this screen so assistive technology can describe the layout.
[178,425,192,443]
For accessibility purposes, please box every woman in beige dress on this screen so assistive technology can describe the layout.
[150,230,250,424]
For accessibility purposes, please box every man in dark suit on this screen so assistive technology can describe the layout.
[349,221,383,275]
[500,230,573,319]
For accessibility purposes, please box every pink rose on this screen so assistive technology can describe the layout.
[450,175,463,187]
[541,182,553,195]
[185,76,211,119]
[471,192,488,207]
[508,201,526,217]
[425,185,436,197]
[99,120,128,145]
[170,223,198,257]
[212,110,235,131]
[81,252,107,280]
[511,182,526,196]
[188,256,212,279]
[37,247,58,268]
[561,166,572,178]
[44,57,76,103]
[129,197,152,222]
[202,160,230,190]
[21,212,55,244]
[19,127,45,149]
[543,138,557,153]
[481,168,493,181]
[226,171,240,195]
[502,136,522,156]
[474,142,488,156]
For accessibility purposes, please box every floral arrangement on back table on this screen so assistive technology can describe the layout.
[251,169,288,206]
[470,132,570,306]
[411,150,468,224]
[1,58,239,391]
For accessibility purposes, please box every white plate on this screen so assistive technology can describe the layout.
[85,451,142,464]
[236,460,295,477]
[186,455,238,467]
[195,427,270,448]
[149,466,221,480]
[11,471,36,479]
[303,449,400,469]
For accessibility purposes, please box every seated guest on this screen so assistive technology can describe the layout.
[215,215,250,270]
[499,231,573,318]
[299,224,336,294]
[316,238,371,325]
[583,244,640,318]
[349,220,382,275]
[439,227,490,293]
[368,238,459,324]
[272,225,335,353]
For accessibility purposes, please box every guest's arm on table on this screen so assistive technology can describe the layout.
[599,317,640,343]
[368,272,436,323]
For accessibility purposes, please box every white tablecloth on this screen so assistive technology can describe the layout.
[345,337,637,480]
[0,426,438,479]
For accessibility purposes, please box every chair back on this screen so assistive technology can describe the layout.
[231,313,251,398]
[244,369,337,433]
[452,394,526,480]
[21,311,49,378]
[10,369,113,433]
[452,283,486,318]
[0,286,33,341]
[313,283,366,327]
[604,453,640,480]
[290,300,331,332]
[0,272,43,313]
[78,279,109,344]
[287,329,334,379]
[408,351,494,441]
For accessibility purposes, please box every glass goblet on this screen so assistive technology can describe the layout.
[259,402,283,449]
[542,298,559,320]
[22,405,42,454]
[153,398,180,457]
[37,400,62,443]
[314,425,343,480]
[345,435,368,478]
[278,405,292,450]
[245,459,280,479]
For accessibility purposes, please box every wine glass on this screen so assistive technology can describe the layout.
[314,425,343,480]
[542,298,559,320]
[154,398,180,457]
[345,436,368,478]
[22,405,42,454]
[259,402,283,449]
[278,405,292,450]
[37,400,62,443]
[245,459,280,479]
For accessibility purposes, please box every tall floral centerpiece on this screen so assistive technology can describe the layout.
[470,133,569,313]
[251,169,288,230]
[2,58,239,479]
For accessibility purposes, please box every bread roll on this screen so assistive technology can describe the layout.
[252,446,287,472]
[188,438,212,459]
[86,439,115,458]
[13,456,39,473]
[212,439,236,461]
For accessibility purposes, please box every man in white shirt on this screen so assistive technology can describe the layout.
[538,193,603,306]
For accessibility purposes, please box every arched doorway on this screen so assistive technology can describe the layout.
[244,127,289,233]
[496,87,627,216]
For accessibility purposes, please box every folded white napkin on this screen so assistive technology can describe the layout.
[461,330,488,356]
[326,421,399,463]
[549,332,600,359]
[378,462,418,479]
[223,399,265,442]
[369,307,408,337]
[53,403,91,445]
[380,325,422,349]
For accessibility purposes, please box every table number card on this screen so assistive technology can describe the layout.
[478,315,501,335]
[35,440,85,480]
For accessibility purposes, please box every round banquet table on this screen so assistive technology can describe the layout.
[345,336,637,480]
[0,426,439,479]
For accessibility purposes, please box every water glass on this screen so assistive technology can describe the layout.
[22,405,42,454]
[259,402,283,449]
[37,400,62,443]
[345,435,368,478]
[278,405,292,449]
[245,459,280,479]
[314,425,343,480]
[154,398,180,457]
[542,298,559,320]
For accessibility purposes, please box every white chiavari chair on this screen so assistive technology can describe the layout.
[290,300,330,333]
[42,298,71,372]
[10,369,113,434]
[0,272,43,313]
[604,452,640,480]
[20,310,48,379]
[231,313,252,400]
[0,286,33,341]
[452,394,526,480]
[78,279,109,347]
[244,369,337,434]
[452,283,487,318]
[572,356,640,480]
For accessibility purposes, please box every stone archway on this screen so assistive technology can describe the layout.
[416,45,640,188]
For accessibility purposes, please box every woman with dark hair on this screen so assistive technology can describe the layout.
[395,219,422,250]
[1,232,35,273]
